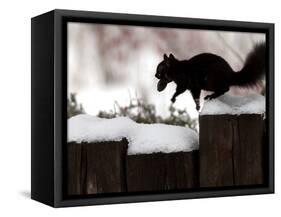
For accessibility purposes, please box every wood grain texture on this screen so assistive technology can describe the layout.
[233,114,265,185]
[199,114,265,187]
[85,139,128,194]
[67,142,82,195]
[66,139,128,195]
[126,151,199,192]
[199,115,234,187]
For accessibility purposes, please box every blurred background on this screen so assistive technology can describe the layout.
[67,22,265,129]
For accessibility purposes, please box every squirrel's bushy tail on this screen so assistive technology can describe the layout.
[231,43,266,87]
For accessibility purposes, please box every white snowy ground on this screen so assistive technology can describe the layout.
[68,115,199,155]
[200,93,265,115]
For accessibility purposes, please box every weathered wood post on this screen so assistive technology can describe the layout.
[199,114,265,187]
[126,151,199,192]
[66,138,128,196]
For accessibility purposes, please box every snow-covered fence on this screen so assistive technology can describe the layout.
[66,115,199,195]
[66,94,266,195]
[199,94,266,187]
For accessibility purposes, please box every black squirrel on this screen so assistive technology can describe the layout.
[155,43,266,111]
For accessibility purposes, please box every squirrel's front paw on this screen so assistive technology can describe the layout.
[171,97,176,103]
[196,104,200,111]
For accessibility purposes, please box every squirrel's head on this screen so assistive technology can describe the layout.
[155,53,177,92]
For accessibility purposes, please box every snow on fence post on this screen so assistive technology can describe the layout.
[125,121,199,192]
[126,151,199,192]
[67,115,199,195]
[199,114,265,187]
[66,139,128,195]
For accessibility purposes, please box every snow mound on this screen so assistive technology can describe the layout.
[127,123,198,155]
[200,93,265,115]
[68,114,199,155]
[68,114,135,143]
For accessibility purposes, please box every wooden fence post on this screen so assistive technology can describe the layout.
[66,138,128,196]
[199,114,265,187]
[126,151,199,192]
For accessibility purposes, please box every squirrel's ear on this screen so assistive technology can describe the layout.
[169,53,175,60]
[163,53,168,61]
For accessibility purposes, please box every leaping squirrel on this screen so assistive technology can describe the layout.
[155,43,266,111]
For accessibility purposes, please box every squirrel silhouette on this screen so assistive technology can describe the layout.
[155,43,266,111]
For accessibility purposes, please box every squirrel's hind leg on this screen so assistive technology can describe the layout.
[190,88,201,111]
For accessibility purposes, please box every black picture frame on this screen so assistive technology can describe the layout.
[31,9,274,207]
